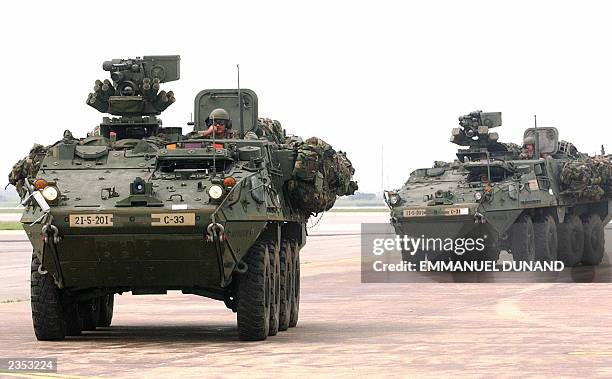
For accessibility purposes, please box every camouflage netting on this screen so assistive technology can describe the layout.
[560,156,612,200]
[287,137,358,214]
[257,118,286,144]
[8,144,49,197]
[502,142,522,155]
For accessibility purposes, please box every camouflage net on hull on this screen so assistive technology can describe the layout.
[287,137,358,214]
[8,144,48,197]
[560,156,612,200]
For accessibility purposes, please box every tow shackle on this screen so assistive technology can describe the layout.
[206,222,225,242]
[41,224,60,244]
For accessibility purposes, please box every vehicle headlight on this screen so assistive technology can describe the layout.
[41,186,59,202]
[208,185,224,200]
[474,192,483,201]
[389,193,401,206]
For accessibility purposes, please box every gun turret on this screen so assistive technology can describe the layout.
[452,111,514,162]
[87,56,180,116]
[450,111,502,147]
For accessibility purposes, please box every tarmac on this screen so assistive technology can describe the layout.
[0,212,612,378]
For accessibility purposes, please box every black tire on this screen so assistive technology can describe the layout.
[401,249,426,270]
[98,294,114,327]
[31,253,67,341]
[237,243,271,341]
[510,214,536,262]
[80,298,100,331]
[558,215,584,267]
[534,215,558,262]
[268,242,280,336]
[64,303,82,336]
[289,241,300,328]
[582,214,605,265]
[278,240,293,332]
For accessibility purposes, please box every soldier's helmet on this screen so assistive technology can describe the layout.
[207,108,232,129]
[523,136,535,146]
[210,108,230,121]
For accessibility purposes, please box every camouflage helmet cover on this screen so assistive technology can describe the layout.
[523,135,536,146]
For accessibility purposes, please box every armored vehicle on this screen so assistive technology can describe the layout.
[9,56,356,341]
[386,111,610,266]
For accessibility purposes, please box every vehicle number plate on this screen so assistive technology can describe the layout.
[151,213,196,226]
[69,214,113,227]
[403,209,426,217]
[444,207,469,216]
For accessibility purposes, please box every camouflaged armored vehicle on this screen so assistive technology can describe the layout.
[9,56,357,341]
[385,111,610,266]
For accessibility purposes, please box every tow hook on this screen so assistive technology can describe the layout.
[41,224,60,244]
[235,260,248,274]
[474,212,486,224]
[206,222,226,242]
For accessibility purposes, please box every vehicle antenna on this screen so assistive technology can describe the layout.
[212,113,217,178]
[381,144,384,197]
[533,114,540,159]
[237,64,244,137]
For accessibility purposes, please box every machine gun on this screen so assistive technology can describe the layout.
[87,56,180,116]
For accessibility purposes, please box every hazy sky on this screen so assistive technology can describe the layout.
[2,1,611,194]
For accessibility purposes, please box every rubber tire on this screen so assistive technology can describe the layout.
[278,240,293,332]
[97,294,114,327]
[401,249,426,271]
[31,253,67,341]
[534,215,558,262]
[237,243,271,341]
[557,215,584,267]
[64,302,83,336]
[289,241,300,328]
[80,298,100,331]
[582,214,605,265]
[268,241,280,336]
[510,214,536,262]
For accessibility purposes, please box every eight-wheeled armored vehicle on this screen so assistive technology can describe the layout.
[386,111,610,266]
[10,56,357,341]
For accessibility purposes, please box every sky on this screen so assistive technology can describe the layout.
[1,0,611,194]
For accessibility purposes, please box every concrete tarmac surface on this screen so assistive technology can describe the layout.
[1,212,612,378]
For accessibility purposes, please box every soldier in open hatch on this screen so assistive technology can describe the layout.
[199,108,232,138]
[519,135,535,160]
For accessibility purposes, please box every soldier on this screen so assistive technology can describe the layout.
[199,108,233,138]
[519,136,535,160]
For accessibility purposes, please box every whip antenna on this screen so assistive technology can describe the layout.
[237,64,244,137]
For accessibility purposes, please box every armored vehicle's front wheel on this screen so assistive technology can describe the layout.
[582,214,605,265]
[510,214,536,262]
[558,215,585,267]
[535,215,558,262]
[98,294,114,327]
[268,241,281,336]
[289,241,300,328]
[401,249,426,270]
[80,298,100,331]
[64,303,82,336]
[278,240,294,331]
[31,253,69,340]
[237,243,271,341]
